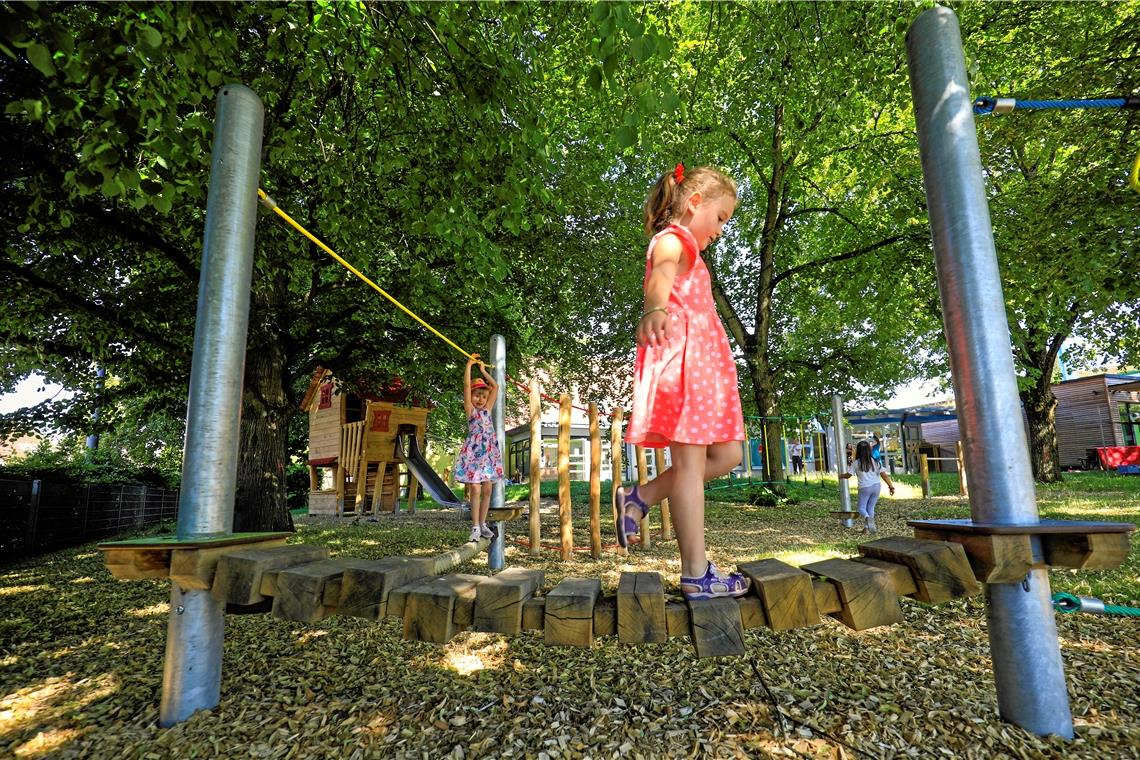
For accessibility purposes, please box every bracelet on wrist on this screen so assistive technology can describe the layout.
[641,307,668,320]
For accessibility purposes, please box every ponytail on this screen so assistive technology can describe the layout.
[642,164,738,236]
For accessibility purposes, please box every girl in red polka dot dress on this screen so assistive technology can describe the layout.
[618,164,751,601]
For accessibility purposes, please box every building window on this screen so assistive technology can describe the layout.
[319,382,333,409]
[1121,403,1140,447]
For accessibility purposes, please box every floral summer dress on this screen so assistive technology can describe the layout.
[454,408,504,483]
[625,224,745,448]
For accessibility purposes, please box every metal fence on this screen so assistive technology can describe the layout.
[0,478,179,564]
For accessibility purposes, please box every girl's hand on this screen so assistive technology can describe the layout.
[467,353,480,367]
[888,484,895,496]
[637,309,670,348]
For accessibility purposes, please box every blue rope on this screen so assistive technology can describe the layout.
[974,96,1138,115]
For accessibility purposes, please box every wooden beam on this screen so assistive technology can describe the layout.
[402,574,486,644]
[337,557,435,620]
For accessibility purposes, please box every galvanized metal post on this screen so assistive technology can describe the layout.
[488,334,507,570]
[907,8,1073,737]
[159,84,263,727]
[831,395,852,526]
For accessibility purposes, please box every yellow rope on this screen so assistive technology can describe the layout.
[1130,146,1140,194]
[257,188,482,365]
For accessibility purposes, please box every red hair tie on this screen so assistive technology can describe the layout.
[673,162,684,185]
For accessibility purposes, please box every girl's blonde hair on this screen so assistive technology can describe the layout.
[643,165,737,236]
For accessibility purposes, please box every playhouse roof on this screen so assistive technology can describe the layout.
[299,367,431,411]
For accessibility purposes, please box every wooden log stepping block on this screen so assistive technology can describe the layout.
[858,537,981,603]
[617,572,667,644]
[272,558,381,623]
[402,574,487,644]
[811,579,841,616]
[908,519,1134,581]
[688,597,746,657]
[211,544,329,605]
[737,559,819,631]
[802,558,903,631]
[851,558,919,597]
[337,557,435,620]
[738,595,768,629]
[544,578,601,647]
[99,532,292,582]
[473,568,545,634]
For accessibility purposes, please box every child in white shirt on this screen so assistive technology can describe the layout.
[840,440,895,533]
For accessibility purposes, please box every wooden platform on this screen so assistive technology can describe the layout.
[99,532,293,583]
[100,531,1004,658]
[909,519,1135,582]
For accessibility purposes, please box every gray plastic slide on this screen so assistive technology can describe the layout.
[397,431,465,508]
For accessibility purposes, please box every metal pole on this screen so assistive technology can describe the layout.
[907,8,1072,737]
[831,395,852,526]
[488,334,507,570]
[160,84,263,727]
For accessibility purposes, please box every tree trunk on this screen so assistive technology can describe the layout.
[1022,385,1063,484]
[233,299,296,532]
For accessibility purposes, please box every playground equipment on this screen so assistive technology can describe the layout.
[97,15,1138,733]
[301,368,455,516]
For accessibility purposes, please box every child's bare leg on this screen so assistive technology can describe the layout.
[634,441,743,506]
[469,482,483,525]
[479,482,493,523]
[668,443,708,578]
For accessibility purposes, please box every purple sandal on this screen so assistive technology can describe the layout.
[680,562,752,601]
[615,485,649,548]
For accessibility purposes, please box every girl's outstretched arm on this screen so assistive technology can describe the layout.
[463,354,478,416]
[476,360,498,408]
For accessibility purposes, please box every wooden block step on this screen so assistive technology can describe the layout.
[402,574,487,644]
[337,557,435,620]
[738,559,819,631]
[617,572,667,644]
[544,578,601,647]
[909,530,1031,584]
[688,597,746,658]
[859,537,981,602]
[473,568,545,634]
[272,558,379,623]
[169,538,288,591]
[852,557,919,597]
[802,558,903,631]
[212,544,330,605]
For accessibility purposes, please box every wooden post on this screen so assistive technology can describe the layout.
[588,402,602,559]
[558,393,572,560]
[635,445,651,549]
[653,448,671,540]
[610,408,626,557]
[920,453,931,498]
[956,440,968,496]
[334,462,345,517]
[529,380,542,557]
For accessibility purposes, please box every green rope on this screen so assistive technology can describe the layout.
[1053,592,1140,617]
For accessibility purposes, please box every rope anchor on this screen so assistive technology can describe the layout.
[1053,592,1140,617]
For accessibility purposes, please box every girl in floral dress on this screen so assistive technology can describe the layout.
[454,354,503,541]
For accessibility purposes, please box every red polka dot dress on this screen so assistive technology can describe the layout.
[625,225,745,449]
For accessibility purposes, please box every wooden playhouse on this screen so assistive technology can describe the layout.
[301,369,433,516]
